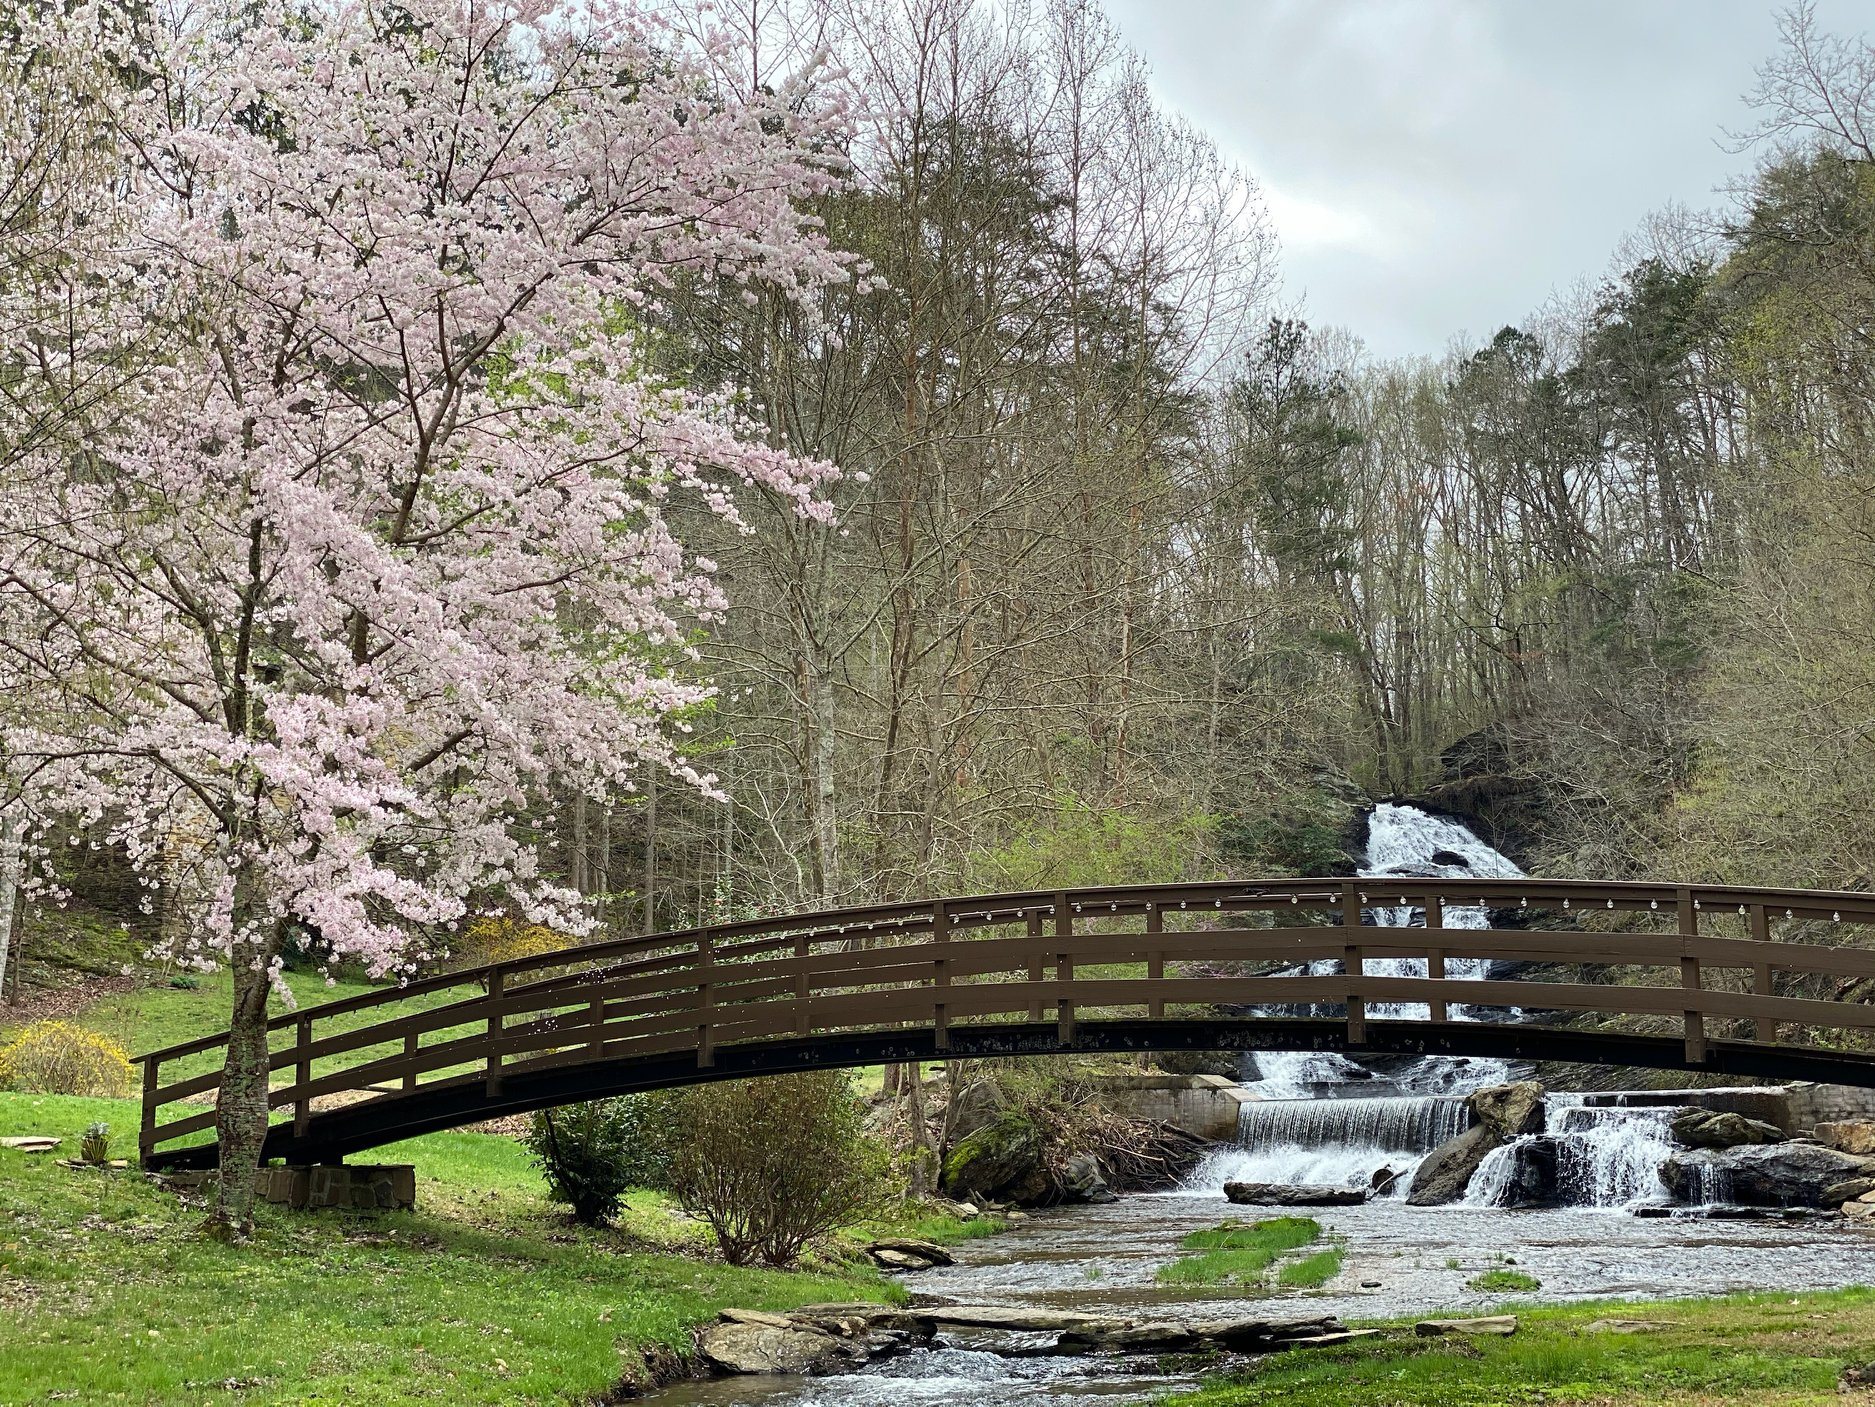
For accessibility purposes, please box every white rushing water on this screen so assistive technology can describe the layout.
[1463,1098,1678,1209]
[1214,803,1528,1196]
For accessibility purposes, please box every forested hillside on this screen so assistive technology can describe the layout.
[8,0,1875,964]
[581,2,1875,920]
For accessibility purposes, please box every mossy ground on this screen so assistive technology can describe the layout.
[0,1091,929,1406]
[1164,1288,1875,1406]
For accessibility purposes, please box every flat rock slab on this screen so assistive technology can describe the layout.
[915,1305,1129,1334]
[1224,1180,1367,1206]
[699,1320,843,1375]
[1583,1319,1671,1334]
[1415,1316,1518,1337]
[0,1137,59,1152]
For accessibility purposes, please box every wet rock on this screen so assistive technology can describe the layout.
[1471,1081,1546,1139]
[940,1112,1049,1206]
[948,1079,1009,1142]
[1415,1315,1518,1337]
[1371,1165,1401,1195]
[1224,1180,1366,1206]
[1429,849,1470,868]
[1060,1154,1118,1205]
[1660,1142,1875,1208]
[1844,1199,1875,1221]
[1821,1177,1875,1206]
[1815,1121,1875,1156]
[912,1305,1129,1335]
[698,1317,846,1375]
[1360,1279,1383,1289]
[1407,1125,1501,1206]
[1496,1135,1566,1209]
[1669,1110,1784,1149]
[1630,1204,1675,1218]
[864,1238,954,1271]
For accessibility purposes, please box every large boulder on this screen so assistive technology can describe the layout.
[1407,1124,1500,1206]
[1493,1135,1565,1209]
[1669,1110,1785,1149]
[1816,1121,1875,1156]
[1470,1081,1546,1139]
[1224,1181,1366,1207]
[947,1078,1008,1141]
[1060,1153,1117,1204]
[1407,1081,1547,1207]
[1660,1142,1875,1208]
[940,1111,1049,1205]
[698,1315,847,1375]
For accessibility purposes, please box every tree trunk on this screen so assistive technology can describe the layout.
[211,918,277,1236]
[0,809,21,1003]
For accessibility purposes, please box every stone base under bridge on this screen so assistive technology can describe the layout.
[161,1163,416,1212]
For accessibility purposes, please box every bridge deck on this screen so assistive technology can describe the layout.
[135,878,1875,1169]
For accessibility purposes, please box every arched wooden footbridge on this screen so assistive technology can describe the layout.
[137,878,1875,1169]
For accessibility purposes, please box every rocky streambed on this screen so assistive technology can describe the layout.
[650,1180,1875,1407]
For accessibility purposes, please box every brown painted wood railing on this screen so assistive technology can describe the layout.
[134,878,1875,1166]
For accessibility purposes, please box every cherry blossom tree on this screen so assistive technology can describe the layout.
[0,0,855,1232]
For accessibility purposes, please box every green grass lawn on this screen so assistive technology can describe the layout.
[0,1091,910,1406]
[1163,1288,1875,1407]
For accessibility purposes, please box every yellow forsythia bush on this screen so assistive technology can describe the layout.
[0,1021,136,1098]
[449,915,573,971]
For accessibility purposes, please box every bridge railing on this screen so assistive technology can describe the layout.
[135,877,1875,1165]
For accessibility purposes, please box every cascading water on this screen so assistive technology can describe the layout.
[1194,1094,1470,1196]
[1202,803,1531,1196]
[1463,1098,1678,1210]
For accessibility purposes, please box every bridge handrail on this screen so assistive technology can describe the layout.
[133,876,1875,1164]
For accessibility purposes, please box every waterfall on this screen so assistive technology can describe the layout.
[1191,1094,1471,1196]
[1463,1098,1678,1209]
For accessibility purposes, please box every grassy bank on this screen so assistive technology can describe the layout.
[0,1091,914,1406]
[1164,1287,1875,1406]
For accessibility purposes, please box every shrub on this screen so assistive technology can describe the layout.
[80,1121,112,1165]
[525,1097,672,1226]
[0,1021,135,1097]
[656,1072,888,1267]
[451,915,573,972]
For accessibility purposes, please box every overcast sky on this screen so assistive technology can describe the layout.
[1105,0,1870,360]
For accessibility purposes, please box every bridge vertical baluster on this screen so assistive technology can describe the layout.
[293,1015,313,1136]
[1055,892,1075,1044]
[696,933,715,1069]
[486,968,505,1096]
[403,1032,419,1092]
[1426,893,1447,1025]
[140,1055,159,1164]
[1147,905,1165,1021]
[589,991,607,1060]
[795,931,812,1037]
[1025,909,1045,1023]
[1341,881,1366,1046]
[1678,888,1706,1064]
[1750,904,1775,1043]
[932,900,951,1051]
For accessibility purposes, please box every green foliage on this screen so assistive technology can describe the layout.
[78,1120,112,1165]
[1275,1247,1343,1288]
[1157,1216,1323,1286]
[649,1072,890,1267]
[965,796,1212,891]
[525,1098,673,1226]
[1467,1267,1541,1293]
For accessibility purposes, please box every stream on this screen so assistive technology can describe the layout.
[650,804,1875,1404]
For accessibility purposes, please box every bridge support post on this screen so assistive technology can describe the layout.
[1678,888,1706,1064]
[294,1015,312,1136]
[697,933,715,1069]
[140,1055,159,1165]
[794,932,812,1037]
[931,900,950,1051]
[1026,909,1045,1022]
[1426,894,1448,1024]
[1751,905,1776,1043]
[1147,905,1165,1021]
[1342,881,1366,1047]
[1055,892,1075,1045]
[485,968,505,1096]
